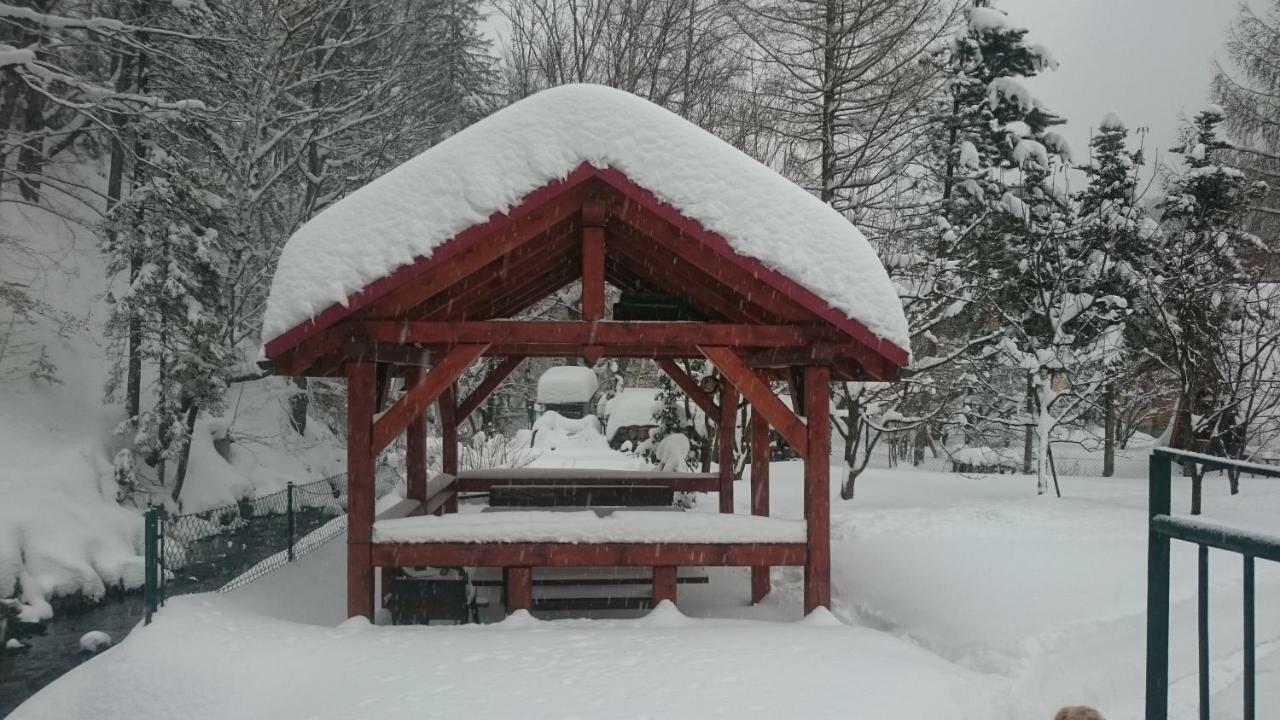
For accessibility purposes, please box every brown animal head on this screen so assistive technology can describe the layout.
[1054,707,1104,720]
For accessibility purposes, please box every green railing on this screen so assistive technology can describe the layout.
[1146,448,1280,720]
[143,476,347,623]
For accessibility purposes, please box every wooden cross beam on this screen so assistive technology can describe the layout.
[655,358,719,418]
[699,346,808,457]
[359,321,835,348]
[370,344,488,454]
[456,356,525,421]
[581,199,606,321]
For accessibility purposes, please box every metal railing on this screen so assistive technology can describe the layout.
[1145,448,1280,720]
[144,476,347,623]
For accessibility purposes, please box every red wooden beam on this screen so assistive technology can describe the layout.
[457,356,525,421]
[606,225,767,324]
[266,167,598,360]
[371,344,487,454]
[346,362,377,620]
[699,346,808,457]
[605,211,812,324]
[803,365,831,614]
[655,359,719,419]
[409,224,580,321]
[370,542,808,568]
[405,366,428,503]
[750,406,771,604]
[454,473,719,494]
[718,382,738,514]
[581,199,606,321]
[652,566,677,605]
[360,321,834,348]
[595,167,910,368]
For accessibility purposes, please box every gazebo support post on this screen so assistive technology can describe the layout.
[718,383,738,514]
[405,366,428,503]
[505,567,532,612]
[653,566,677,604]
[750,407,771,603]
[440,384,459,513]
[803,365,831,614]
[346,361,377,620]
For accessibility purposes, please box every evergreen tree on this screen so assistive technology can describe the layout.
[1146,107,1268,473]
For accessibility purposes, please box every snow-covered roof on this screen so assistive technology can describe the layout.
[261,84,909,351]
[536,366,599,404]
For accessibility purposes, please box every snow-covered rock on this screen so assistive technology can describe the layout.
[78,630,111,653]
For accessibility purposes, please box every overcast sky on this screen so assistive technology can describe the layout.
[1002,0,1240,181]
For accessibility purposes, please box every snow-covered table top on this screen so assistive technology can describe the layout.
[372,511,806,544]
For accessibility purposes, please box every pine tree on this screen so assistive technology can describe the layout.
[1146,107,1268,491]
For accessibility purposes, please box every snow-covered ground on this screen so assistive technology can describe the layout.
[12,455,1280,719]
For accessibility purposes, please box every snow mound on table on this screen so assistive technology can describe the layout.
[602,386,661,440]
[372,510,807,544]
[262,84,909,350]
[535,365,598,404]
[11,596,998,720]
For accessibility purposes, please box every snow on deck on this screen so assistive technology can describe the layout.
[372,510,806,544]
[261,84,909,350]
[11,600,995,720]
[457,467,714,481]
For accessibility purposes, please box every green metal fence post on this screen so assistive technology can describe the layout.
[144,508,158,624]
[287,482,296,562]
[1145,452,1172,720]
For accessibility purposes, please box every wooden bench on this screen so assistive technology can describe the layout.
[487,483,674,508]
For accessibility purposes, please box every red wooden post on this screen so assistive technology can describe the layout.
[803,365,831,614]
[440,383,459,513]
[405,366,428,503]
[346,362,377,620]
[652,566,678,605]
[750,407,771,603]
[505,567,532,612]
[581,199,606,321]
[718,382,738,514]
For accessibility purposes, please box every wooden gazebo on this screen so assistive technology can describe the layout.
[260,85,909,620]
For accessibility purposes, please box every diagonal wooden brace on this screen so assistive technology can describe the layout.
[371,344,488,454]
[699,346,808,457]
[457,356,525,421]
[656,358,720,419]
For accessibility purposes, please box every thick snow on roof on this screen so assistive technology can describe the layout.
[262,84,909,350]
[536,366,599,404]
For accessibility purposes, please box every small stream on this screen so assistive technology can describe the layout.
[1,507,337,716]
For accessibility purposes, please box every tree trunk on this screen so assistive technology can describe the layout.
[16,80,46,201]
[1023,373,1034,475]
[1103,382,1116,477]
[288,376,309,434]
[170,402,200,505]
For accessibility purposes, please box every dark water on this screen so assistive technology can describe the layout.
[0,508,337,716]
[1,594,146,717]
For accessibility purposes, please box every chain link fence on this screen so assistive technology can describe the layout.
[145,475,347,622]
